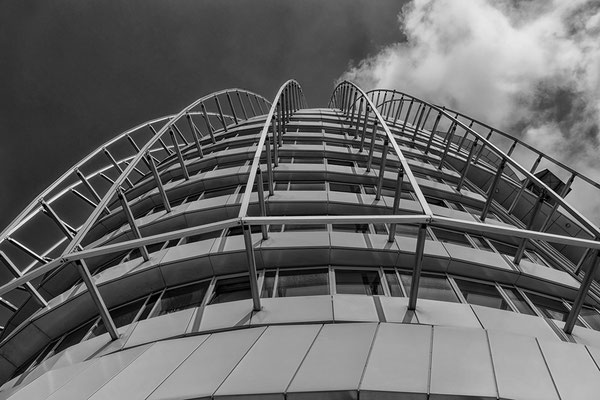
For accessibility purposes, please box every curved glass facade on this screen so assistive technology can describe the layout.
[1,81,600,398]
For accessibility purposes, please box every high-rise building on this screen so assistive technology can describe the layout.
[1,80,600,399]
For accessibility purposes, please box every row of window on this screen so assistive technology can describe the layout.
[19,266,600,380]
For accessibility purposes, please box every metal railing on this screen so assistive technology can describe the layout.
[0,89,270,339]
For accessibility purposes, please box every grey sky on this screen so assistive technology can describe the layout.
[0,0,405,228]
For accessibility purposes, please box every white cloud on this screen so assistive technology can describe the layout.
[340,0,600,168]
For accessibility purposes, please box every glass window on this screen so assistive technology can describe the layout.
[154,282,209,316]
[525,292,576,323]
[454,279,511,310]
[580,307,600,330]
[294,157,323,164]
[332,224,369,233]
[502,287,536,315]
[394,224,425,238]
[89,297,147,338]
[276,269,329,297]
[336,269,384,295]
[289,181,326,191]
[524,250,549,267]
[209,276,252,304]
[187,230,222,242]
[329,182,361,193]
[400,273,459,303]
[137,292,162,321]
[385,271,404,297]
[202,185,238,199]
[328,158,354,167]
[261,271,276,298]
[469,235,494,252]
[53,320,96,354]
[275,182,289,190]
[431,228,472,247]
[488,240,518,258]
[284,224,328,232]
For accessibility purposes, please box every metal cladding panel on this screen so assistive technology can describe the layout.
[124,308,195,348]
[250,296,333,325]
[44,345,151,400]
[415,299,482,329]
[259,232,331,268]
[487,331,559,400]
[360,323,430,399]
[286,323,377,398]
[147,327,266,400]
[378,297,418,323]
[538,340,600,400]
[429,326,497,399]
[89,335,208,400]
[472,305,559,341]
[198,299,253,332]
[332,295,379,322]
[214,325,321,398]
[571,326,600,349]
[159,241,216,286]
[7,359,97,400]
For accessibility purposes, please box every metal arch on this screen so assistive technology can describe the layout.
[330,81,433,217]
[365,88,600,242]
[0,88,270,339]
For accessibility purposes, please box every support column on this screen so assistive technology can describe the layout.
[243,225,262,311]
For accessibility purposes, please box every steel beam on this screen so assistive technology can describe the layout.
[215,96,228,131]
[256,168,269,240]
[272,117,279,167]
[169,129,190,180]
[456,140,478,192]
[513,190,546,265]
[408,224,428,310]
[480,159,507,222]
[103,148,133,188]
[401,99,413,135]
[148,124,174,155]
[71,188,98,208]
[7,237,50,264]
[508,154,543,213]
[226,92,239,125]
[186,114,204,159]
[147,154,172,213]
[76,169,111,215]
[388,167,405,242]
[540,173,575,232]
[265,136,274,196]
[354,97,364,138]
[117,188,150,262]
[201,102,216,143]
[242,225,261,311]
[564,250,600,334]
[376,138,389,200]
[438,122,457,170]
[359,106,370,152]
[394,96,404,122]
[366,120,379,172]
[172,124,189,146]
[0,251,47,307]
[425,111,442,154]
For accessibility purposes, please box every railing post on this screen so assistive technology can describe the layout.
[39,200,118,340]
[456,140,478,192]
[394,96,404,122]
[75,169,111,215]
[408,224,428,310]
[366,120,379,172]
[256,168,269,240]
[272,117,279,167]
[425,111,442,154]
[564,250,600,334]
[201,103,217,143]
[242,224,262,311]
[148,125,174,156]
[376,139,389,200]
[170,129,190,180]
[186,114,204,159]
[438,121,457,169]
[147,154,172,213]
[540,173,576,232]
[246,92,257,116]
[103,148,133,188]
[117,188,150,262]
[354,97,364,138]
[265,136,274,196]
[513,190,546,265]
[226,92,239,125]
[480,159,507,222]
[237,91,248,120]
[508,154,543,213]
[215,96,228,131]
[388,168,404,242]
[359,106,370,152]
[401,99,414,135]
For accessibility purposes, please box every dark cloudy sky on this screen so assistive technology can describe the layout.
[0,0,405,228]
[3,0,600,229]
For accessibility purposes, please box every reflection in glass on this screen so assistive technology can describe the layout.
[336,269,383,295]
[400,273,459,302]
[277,269,329,297]
[154,282,209,316]
[454,279,510,310]
[209,276,251,304]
